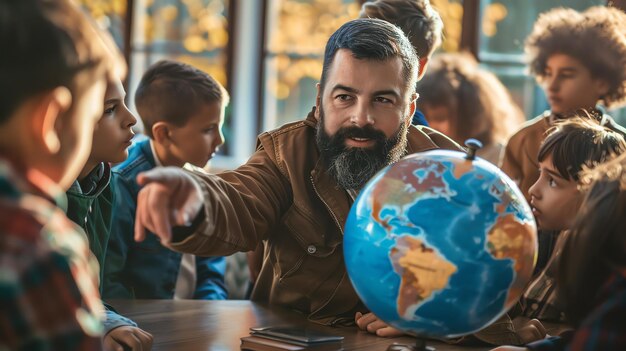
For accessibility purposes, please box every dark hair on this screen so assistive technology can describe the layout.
[537,116,626,181]
[557,152,626,324]
[359,0,443,59]
[134,60,229,138]
[320,18,418,98]
[0,0,123,123]
[525,6,626,108]
[416,52,524,145]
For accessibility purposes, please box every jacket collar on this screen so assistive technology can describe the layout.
[137,137,157,167]
[68,162,111,197]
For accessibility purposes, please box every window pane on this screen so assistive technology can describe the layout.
[129,0,233,153]
[479,0,605,57]
[431,0,464,53]
[263,0,360,130]
[79,0,127,50]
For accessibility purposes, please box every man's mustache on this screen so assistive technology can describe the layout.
[334,125,386,142]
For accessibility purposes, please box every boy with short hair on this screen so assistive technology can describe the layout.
[0,0,124,348]
[66,79,153,350]
[103,60,228,300]
[501,6,626,200]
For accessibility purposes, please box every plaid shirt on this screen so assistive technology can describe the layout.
[527,268,626,351]
[0,159,104,350]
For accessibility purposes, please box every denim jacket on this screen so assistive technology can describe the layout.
[102,138,227,299]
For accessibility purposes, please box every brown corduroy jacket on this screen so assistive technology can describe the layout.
[167,110,462,325]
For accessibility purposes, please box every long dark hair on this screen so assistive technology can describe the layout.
[557,152,626,324]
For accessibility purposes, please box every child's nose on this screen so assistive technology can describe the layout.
[528,182,540,200]
[546,77,559,92]
[124,110,137,128]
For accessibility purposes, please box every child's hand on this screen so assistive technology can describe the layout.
[355,312,405,337]
[134,167,204,244]
[103,326,153,351]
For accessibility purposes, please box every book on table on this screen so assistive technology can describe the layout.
[240,326,344,351]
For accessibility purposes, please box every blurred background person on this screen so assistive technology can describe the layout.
[416,52,524,164]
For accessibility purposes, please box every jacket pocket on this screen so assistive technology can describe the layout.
[282,203,342,259]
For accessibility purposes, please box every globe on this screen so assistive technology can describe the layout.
[344,149,537,339]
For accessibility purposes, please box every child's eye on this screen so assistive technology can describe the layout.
[202,127,216,134]
[104,105,117,114]
[548,178,557,187]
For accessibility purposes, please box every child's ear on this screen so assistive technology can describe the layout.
[314,83,321,121]
[33,87,72,154]
[406,93,417,127]
[152,121,171,145]
[417,57,430,80]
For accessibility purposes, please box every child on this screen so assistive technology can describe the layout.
[492,152,626,351]
[508,118,626,340]
[501,6,626,200]
[416,52,525,164]
[66,80,153,350]
[0,0,124,348]
[103,60,228,300]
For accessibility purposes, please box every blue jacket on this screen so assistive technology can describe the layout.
[412,108,429,126]
[102,138,227,299]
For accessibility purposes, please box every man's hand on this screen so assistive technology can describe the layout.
[134,167,203,244]
[355,312,405,337]
[103,326,153,351]
[490,347,529,351]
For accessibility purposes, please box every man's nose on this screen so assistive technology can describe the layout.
[350,101,374,127]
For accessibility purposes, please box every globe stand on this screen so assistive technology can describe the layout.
[387,338,435,351]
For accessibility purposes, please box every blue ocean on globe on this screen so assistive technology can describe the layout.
[344,150,537,338]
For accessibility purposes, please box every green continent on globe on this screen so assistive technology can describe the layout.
[486,214,536,305]
[390,236,458,320]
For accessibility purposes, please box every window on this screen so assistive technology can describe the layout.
[262,0,362,130]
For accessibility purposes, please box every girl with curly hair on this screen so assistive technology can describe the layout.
[416,52,525,164]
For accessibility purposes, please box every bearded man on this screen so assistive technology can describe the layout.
[132,18,461,329]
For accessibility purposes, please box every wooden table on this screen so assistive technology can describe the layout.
[111,300,492,350]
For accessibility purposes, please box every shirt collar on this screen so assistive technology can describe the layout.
[149,139,164,167]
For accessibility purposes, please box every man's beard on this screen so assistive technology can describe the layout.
[315,106,409,190]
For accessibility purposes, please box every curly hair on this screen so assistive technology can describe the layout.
[416,52,524,145]
[524,6,626,108]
